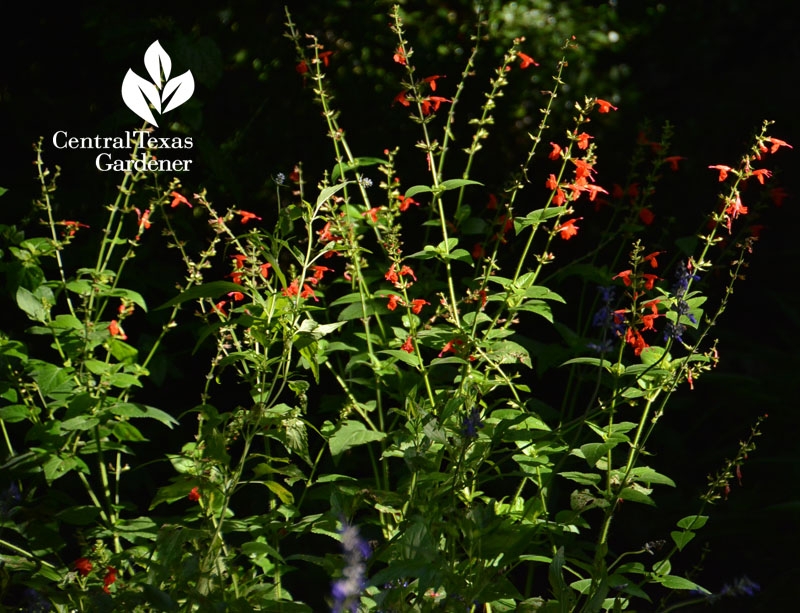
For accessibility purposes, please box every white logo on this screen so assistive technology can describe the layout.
[121,41,194,127]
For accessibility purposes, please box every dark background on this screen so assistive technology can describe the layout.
[1,1,797,610]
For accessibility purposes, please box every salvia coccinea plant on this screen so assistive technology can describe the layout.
[0,5,789,612]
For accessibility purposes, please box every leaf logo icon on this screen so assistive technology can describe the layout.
[121,41,195,127]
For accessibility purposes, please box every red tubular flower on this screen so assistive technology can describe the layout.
[545,174,559,190]
[411,299,429,314]
[362,207,382,223]
[558,218,581,240]
[572,159,595,180]
[260,262,272,278]
[765,137,792,154]
[750,168,772,184]
[213,300,228,317]
[289,169,300,183]
[301,284,318,302]
[423,75,445,91]
[393,46,407,65]
[386,294,402,311]
[642,251,663,268]
[726,193,748,219]
[438,338,463,357]
[612,184,624,199]
[227,291,244,301]
[283,278,300,297]
[401,336,414,353]
[639,208,655,225]
[472,243,485,259]
[108,320,127,340]
[103,567,117,594]
[170,191,192,208]
[477,289,487,308]
[664,156,685,171]
[188,486,201,502]
[421,96,451,114]
[232,254,247,269]
[583,184,608,202]
[74,558,93,577]
[237,210,263,224]
[708,165,732,181]
[641,313,660,331]
[548,142,562,160]
[397,195,418,211]
[595,98,618,113]
[518,52,539,68]
[576,132,593,150]
[135,208,151,230]
[229,271,243,285]
[613,270,633,286]
[311,265,332,281]
[625,327,648,356]
[318,222,338,242]
[641,274,659,290]
[393,90,411,107]
[486,194,498,210]
[318,51,333,66]
[642,298,661,315]
[399,266,416,281]
[385,266,399,285]
[295,61,309,74]
[553,188,567,206]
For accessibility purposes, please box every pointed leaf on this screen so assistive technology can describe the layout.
[122,70,161,126]
[144,40,171,86]
[162,70,195,113]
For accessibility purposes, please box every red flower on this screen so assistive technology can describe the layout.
[553,188,567,206]
[726,193,747,219]
[612,184,624,199]
[401,336,414,353]
[572,159,595,180]
[227,291,244,301]
[393,46,407,65]
[628,183,640,199]
[583,184,608,202]
[641,312,660,331]
[595,98,618,113]
[411,299,429,314]
[393,90,411,107]
[311,265,332,281]
[642,251,663,268]
[750,168,772,184]
[438,338,463,357]
[420,96,451,115]
[213,300,228,317]
[108,320,127,340]
[708,165,732,182]
[301,284,318,301]
[397,194,419,211]
[477,289,487,308]
[639,208,655,225]
[613,270,633,286]
[664,156,685,171]
[385,266,399,285]
[548,142,562,160]
[486,194,498,210]
[74,558,93,577]
[625,327,648,356]
[318,221,338,242]
[283,278,300,297]
[386,294,402,311]
[188,486,201,502]
[103,567,117,594]
[558,218,581,240]
[170,191,192,208]
[62,220,90,237]
[289,169,300,183]
[576,132,593,150]
[518,52,539,69]
[399,265,416,281]
[423,75,445,91]
[232,254,247,269]
[260,262,272,278]
[229,271,243,285]
[237,210,262,224]
[318,51,333,66]
[769,187,788,207]
[362,206,381,223]
[641,274,658,290]
[642,298,661,315]
[296,61,309,74]
[134,208,151,231]
[765,137,792,154]
[472,243,485,259]
[545,174,559,190]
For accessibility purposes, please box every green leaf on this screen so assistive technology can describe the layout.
[561,357,612,369]
[155,281,246,310]
[331,157,386,182]
[337,300,387,321]
[61,416,99,431]
[404,185,433,199]
[658,575,707,592]
[580,442,613,468]
[328,420,386,457]
[0,405,30,423]
[380,349,421,368]
[559,471,601,486]
[670,530,696,551]
[618,486,656,506]
[630,466,676,487]
[16,287,46,322]
[439,178,483,191]
[0,187,7,197]
[676,514,708,530]
[264,480,294,504]
[514,206,567,234]
[96,287,148,312]
[316,181,352,208]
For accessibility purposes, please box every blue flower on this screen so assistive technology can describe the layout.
[331,521,370,613]
[462,407,484,439]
